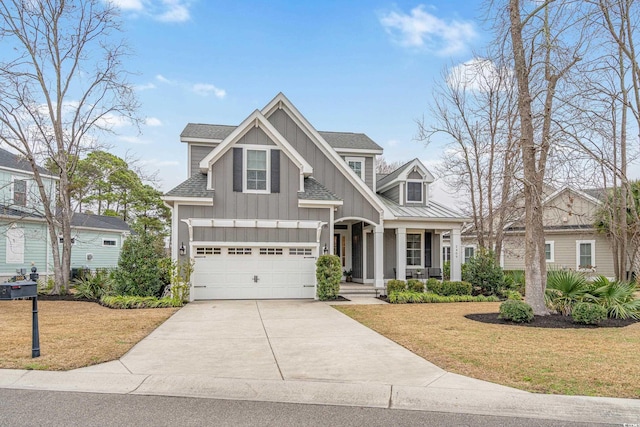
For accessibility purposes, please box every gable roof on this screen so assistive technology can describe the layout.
[376,158,435,192]
[298,177,342,201]
[198,110,313,180]
[181,123,236,141]
[0,147,52,175]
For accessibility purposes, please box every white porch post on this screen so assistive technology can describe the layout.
[451,228,462,281]
[396,227,406,280]
[328,207,334,255]
[374,224,384,288]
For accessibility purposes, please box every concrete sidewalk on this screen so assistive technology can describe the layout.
[1,299,639,424]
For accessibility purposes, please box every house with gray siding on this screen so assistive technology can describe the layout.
[165,93,467,300]
[0,148,130,281]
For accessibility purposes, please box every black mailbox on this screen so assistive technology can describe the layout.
[0,280,38,300]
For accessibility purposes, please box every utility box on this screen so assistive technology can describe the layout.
[0,280,38,300]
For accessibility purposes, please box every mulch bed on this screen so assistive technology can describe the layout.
[35,294,99,303]
[466,312,639,329]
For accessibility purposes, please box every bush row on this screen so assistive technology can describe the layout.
[388,291,500,304]
[100,295,184,309]
[387,279,473,296]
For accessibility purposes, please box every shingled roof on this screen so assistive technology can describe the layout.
[376,159,415,188]
[71,212,130,231]
[165,173,215,198]
[0,148,52,175]
[298,177,342,201]
[180,123,382,151]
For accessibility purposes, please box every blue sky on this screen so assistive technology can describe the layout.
[110,1,489,198]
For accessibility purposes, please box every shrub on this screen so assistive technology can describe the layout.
[588,276,640,320]
[74,269,114,299]
[387,279,406,294]
[100,295,183,309]
[388,291,499,304]
[545,270,589,316]
[316,255,342,300]
[463,249,505,296]
[504,270,525,295]
[407,279,424,293]
[159,258,194,303]
[427,280,472,296]
[572,302,608,325]
[112,232,166,297]
[443,261,451,281]
[502,289,523,301]
[498,300,534,323]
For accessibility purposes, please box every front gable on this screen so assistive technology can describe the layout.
[542,187,601,228]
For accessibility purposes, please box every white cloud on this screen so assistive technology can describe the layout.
[119,135,151,144]
[140,158,180,167]
[145,117,162,126]
[191,83,226,99]
[155,74,172,84]
[96,112,131,129]
[135,82,156,91]
[446,58,513,92]
[109,0,192,23]
[379,5,476,55]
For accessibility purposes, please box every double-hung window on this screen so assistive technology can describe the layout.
[576,240,595,269]
[406,233,422,267]
[13,179,27,207]
[406,181,423,203]
[246,149,268,192]
[464,246,475,264]
[545,241,555,262]
[346,157,365,180]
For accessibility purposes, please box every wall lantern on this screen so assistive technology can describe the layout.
[323,244,328,254]
[179,242,186,256]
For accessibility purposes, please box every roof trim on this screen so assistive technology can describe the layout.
[333,147,384,155]
[180,137,223,144]
[261,92,387,219]
[162,196,214,206]
[198,109,313,177]
[298,199,344,208]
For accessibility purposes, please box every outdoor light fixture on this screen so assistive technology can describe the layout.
[179,242,186,256]
[323,244,328,254]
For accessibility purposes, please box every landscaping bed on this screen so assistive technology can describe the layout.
[466,312,638,329]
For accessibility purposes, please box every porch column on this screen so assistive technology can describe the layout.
[374,224,384,288]
[432,232,441,268]
[451,228,462,281]
[396,227,406,280]
[328,207,334,255]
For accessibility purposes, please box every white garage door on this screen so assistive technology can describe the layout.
[191,245,317,300]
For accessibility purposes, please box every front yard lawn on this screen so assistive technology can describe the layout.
[335,302,640,398]
[0,300,178,370]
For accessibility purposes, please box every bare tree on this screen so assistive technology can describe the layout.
[376,157,405,175]
[505,0,584,314]
[418,55,521,260]
[0,0,139,294]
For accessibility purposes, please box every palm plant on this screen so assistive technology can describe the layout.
[545,270,590,315]
[587,276,640,320]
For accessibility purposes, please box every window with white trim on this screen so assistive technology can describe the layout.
[259,248,283,255]
[576,240,595,269]
[196,247,221,255]
[464,246,475,264]
[102,238,117,247]
[245,149,268,192]
[13,179,27,206]
[346,157,365,180]
[545,241,554,262]
[406,233,422,267]
[442,246,451,263]
[289,248,312,256]
[228,247,252,255]
[406,181,423,203]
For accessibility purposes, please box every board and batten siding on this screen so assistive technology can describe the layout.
[339,155,374,190]
[502,232,614,277]
[189,145,215,176]
[381,185,400,204]
[267,109,380,225]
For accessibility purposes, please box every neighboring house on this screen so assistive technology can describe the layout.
[460,186,620,278]
[164,93,467,300]
[0,148,130,281]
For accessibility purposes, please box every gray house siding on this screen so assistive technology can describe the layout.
[190,145,215,176]
[383,229,396,279]
[236,127,276,146]
[268,109,380,225]
[408,171,422,179]
[381,185,399,203]
[340,155,374,190]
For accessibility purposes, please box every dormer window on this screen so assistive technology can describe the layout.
[406,181,423,203]
[346,157,365,180]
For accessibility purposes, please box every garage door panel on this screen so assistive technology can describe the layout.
[192,245,317,300]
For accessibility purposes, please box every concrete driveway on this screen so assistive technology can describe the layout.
[118,300,445,386]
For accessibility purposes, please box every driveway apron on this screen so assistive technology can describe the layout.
[119,300,445,386]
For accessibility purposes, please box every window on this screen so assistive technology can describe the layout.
[464,246,475,263]
[346,157,365,180]
[228,248,252,255]
[576,240,595,269]
[442,246,451,263]
[406,181,423,203]
[289,248,312,256]
[246,149,268,191]
[406,233,422,267]
[13,179,27,206]
[196,247,221,255]
[259,248,283,255]
[102,238,117,247]
[545,241,555,262]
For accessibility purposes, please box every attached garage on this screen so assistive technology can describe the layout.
[191,245,317,299]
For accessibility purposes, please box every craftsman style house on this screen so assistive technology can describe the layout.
[164,93,466,300]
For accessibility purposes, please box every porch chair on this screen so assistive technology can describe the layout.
[428,267,443,280]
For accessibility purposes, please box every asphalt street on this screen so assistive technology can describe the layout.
[0,389,620,427]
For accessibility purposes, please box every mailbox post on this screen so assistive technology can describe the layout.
[0,266,40,358]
